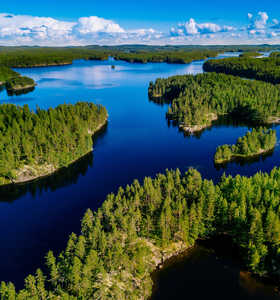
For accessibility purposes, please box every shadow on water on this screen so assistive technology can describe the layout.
[151,236,280,300]
[214,149,275,170]
[166,115,273,140]
[0,123,108,203]
[6,86,35,96]
[150,96,275,140]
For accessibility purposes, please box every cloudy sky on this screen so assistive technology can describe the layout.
[1,0,280,45]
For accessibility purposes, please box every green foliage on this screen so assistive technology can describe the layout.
[0,66,35,94]
[113,50,219,64]
[5,76,35,91]
[0,67,19,83]
[214,127,277,163]
[203,56,280,84]
[148,72,280,127]
[0,48,109,68]
[239,52,261,58]
[0,102,107,184]
[2,168,280,298]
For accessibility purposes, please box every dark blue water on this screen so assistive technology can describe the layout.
[1,53,280,294]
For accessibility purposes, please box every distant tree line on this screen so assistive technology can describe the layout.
[148,73,280,128]
[0,48,109,68]
[0,102,107,185]
[214,127,277,163]
[239,52,261,58]
[2,168,280,298]
[113,50,219,64]
[203,56,280,84]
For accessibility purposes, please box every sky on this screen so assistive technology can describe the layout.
[1,0,280,45]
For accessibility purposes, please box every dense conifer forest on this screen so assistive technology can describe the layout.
[203,56,280,84]
[214,128,277,163]
[113,50,219,64]
[2,168,280,299]
[239,52,261,58]
[148,73,280,132]
[0,102,107,185]
[0,48,109,68]
[2,45,280,299]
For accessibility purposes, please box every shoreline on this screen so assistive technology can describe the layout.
[179,113,218,134]
[12,62,73,68]
[178,113,280,135]
[0,118,108,187]
[6,83,37,93]
[148,236,280,300]
[215,147,275,165]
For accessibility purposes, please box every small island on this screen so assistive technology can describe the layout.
[214,127,277,164]
[5,75,36,94]
[0,102,108,185]
[0,66,36,94]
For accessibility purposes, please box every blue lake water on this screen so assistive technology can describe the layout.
[1,53,280,297]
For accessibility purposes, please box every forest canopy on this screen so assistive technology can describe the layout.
[148,72,280,132]
[0,102,107,185]
[203,56,280,84]
[113,50,219,64]
[2,167,280,299]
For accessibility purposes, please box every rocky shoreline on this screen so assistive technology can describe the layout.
[214,147,275,165]
[179,113,218,134]
[1,118,108,187]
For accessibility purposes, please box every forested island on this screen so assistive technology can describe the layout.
[214,128,277,164]
[0,67,36,94]
[203,56,280,84]
[0,102,107,185]
[148,73,280,133]
[2,168,280,298]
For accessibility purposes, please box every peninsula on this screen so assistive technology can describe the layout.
[149,72,280,133]
[203,54,280,84]
[0,102,108,185]
[3,168,280,299]
[0,66,36,94]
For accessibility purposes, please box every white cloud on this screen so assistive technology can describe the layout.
[73,16,125,36]
[1,11,280,46]
[248,13,253,20]
[0,13,74,43]
[248,11,268,30]
[170,18,235,37]
[269,31,278,37]
[0,12,162,45]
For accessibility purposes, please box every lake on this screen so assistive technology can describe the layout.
[152,236,280,300]
[1,53,280,297]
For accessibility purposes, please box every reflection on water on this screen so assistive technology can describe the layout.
[214,150,275,170]
[7,86,35,96]
[152,236,280,300]
[0,152,93,203]
[0,123,108,202]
